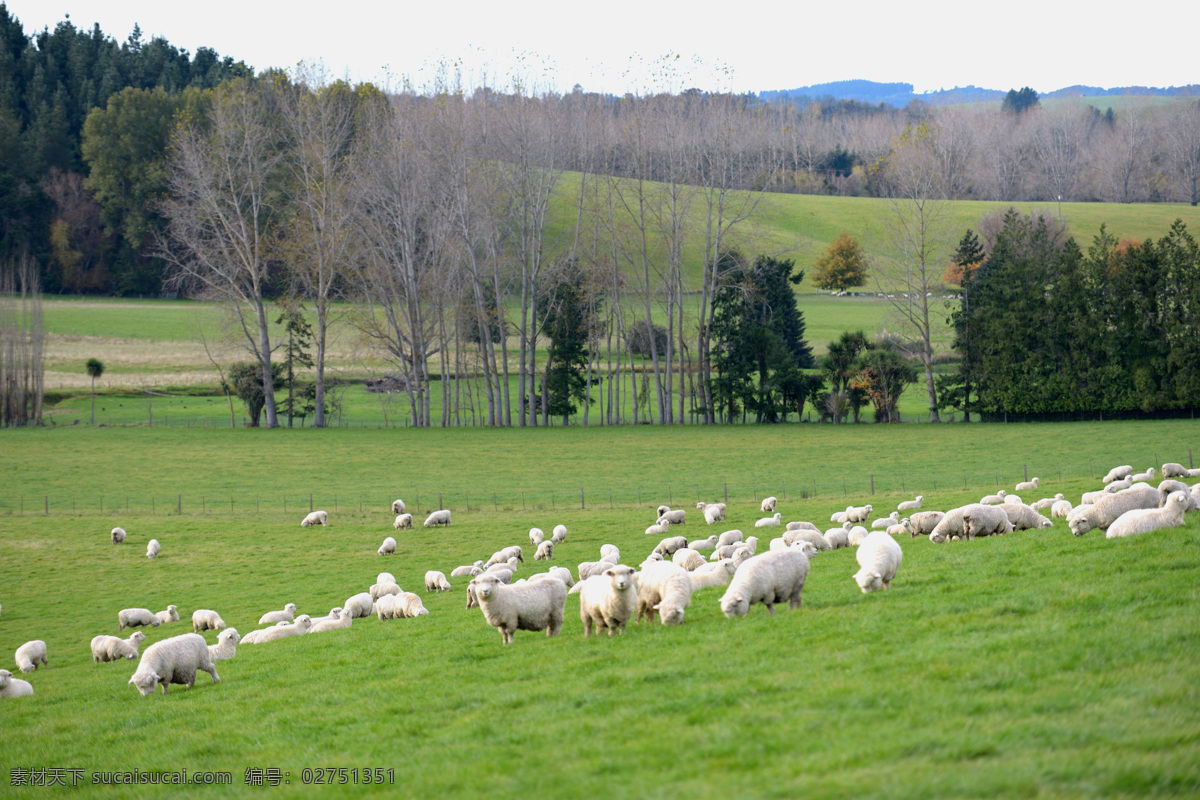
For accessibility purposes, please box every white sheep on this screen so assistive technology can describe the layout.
[0,669,34,698]
[844,504,873,524]
[688,559,737,591]
[854,531,903,593]
[91,631,147,663]
[830,506,852,524]
[146,539,160,558]
[885,520,913,537]
[450,565,483,578]
[1103,465,1133,483]
[657,509,686,526]
[576,564,638,637]
[979,490,1007,505]
[486,567,514,584]
[310,609,352,633]
[529,527,545,546]
[1034,493,1065,510]
[1001,503,1054,531]
[155,605,180,624]
[644,521,671,536]
[716,530,743,547]
[378,536,397,556]
[824,528,850,549]
[871,511,900,529]
[1106,491,1190,539]
[551,525,568,543]
[656,504,671,518]
[128,633,220,696]
[654,536,689,556]
[1130,467,1156,483]
[14,640,46,673]
[307,607,343,627]
[908,511,946,538]
[785,521,820,533]
[1051,499,1074,518]
[1105,478,1133,493]
[241,615,313,644]
[754,512,782,528]
[712,537,759,561]
[300,510,328,527]
[391,499,406,515]
[1081,489,1109,505]
[342,593,375,619]
[425,570,452,592]
[1157,480,1198,511]
[207,628,241,660]
[962,504,1014,539]
[847,526,870,546]
[1015,477,1039,492]
[546,566,576,588]
[370,580,402,600]
[535,540,554,561]
[376,592,428,619]
[1161,463,1189,479]
[897,496,924,512]
[784,529,831,551]
[689,534,718,551]
[258,603,297,625]
[111,526,126,544]
[577,560,620,582]
[636,561,693,625]
[191,609,225,633]
[760,496,778,513]
[118,608,161,631]
[469,571,567,644]
[929,507,973,543]
[703,505,725,525]
[392,514,413,530]
[599,544,620,561]
[486,545,524,567]
[719,548,810,618]
[1068,486,1159,536]
[672,548,708,571]
[1003,494,1024,505]
[423,509,452,527]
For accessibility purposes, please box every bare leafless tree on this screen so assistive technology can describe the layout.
[0,253,44,427]
[1164,101,1200,205]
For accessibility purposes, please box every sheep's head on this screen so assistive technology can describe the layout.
[130,631,146,645]
[604,565,636,591]
[855,569,884,593]
[720,590,749,618]
[284,603,297,614]
[0,669,10,688]
[656,602,685,626]
[150,618,161,627]
[130,670,161,697]
[471,574,501,600]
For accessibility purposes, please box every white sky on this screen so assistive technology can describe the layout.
[6,0,1195,96]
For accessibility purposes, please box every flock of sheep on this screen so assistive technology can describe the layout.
[3,462,1198,700]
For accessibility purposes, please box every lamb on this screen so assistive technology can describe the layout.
[258,603,297,624]
[392,514,413,530]
[146,539,160,558]
[844,504,873,524]
[128,633,220,696]
[576,565,638,637]
[1106,491,1190,539]
[391,499,406,515]
[191,609,225,633]
[783,529,831,551]
[754,512,783,528]
[155,605,180,624]
[823,528,850,549]
[469,571,567,644]
[761,496,778,513]
[929,507,972,543]
[425,570,452,592]
[599,544,620,561]
[1034,493,1065,510]
[370,582,402,601]
[309,609,352,633]
[14,640,47,672]
[542,566,576,588]
[672,548,708,571]
[689,534,718,551]
[656,504,671,518]
[378,536,397,556]
[847,526,870,546]
[785,521,820,533]
[853,531,903,593]
[423,509,452,527]
[486,567,514,585]
[111,526,126,544]
[719,548,810,618]
[1130,467,1156,483]
[342,593,375,619]
[534,541,554,561]
[896,496,924,512]
[1051,499,1074,519]
[1105,478,1133,493]
[551,525,568,543]
[1161,462,1190,478]
[644,521,672,536]
[91,631,147,663]
[871,511,900,529]
[1000,503,1054,531]
[207,628,241,660]
[486,545,524,567]
[241,615,313,644]
[0,669,34,698]
[118,608,161,631]
[962,504,1015,539]
[487,559,519,576]
[657,509,686,526]
[980,490,1007,505]
[308,607,344,627]
[908,511,946,538]
[529,527,545,546]
[1103,465,1133,483]
[886,519,913,537]
[830,506,853,524]
[450,565,483,578]
[1003,494,1024,505]
[376,592,428,619]
[1068,485,1159,536]
[1157,479,1198,511]
[653,536,689,557]
[712,537,758,561]
[577,560,620,582]
[1081,489,1109,505]
[716,530,743,547]
[703,505,725,525]
[636,561,693,625]
[688,559,737,591]
[1015,477,1039,492]
[730,545,755,569]
[377,572,396,584]
[300,510,328,527]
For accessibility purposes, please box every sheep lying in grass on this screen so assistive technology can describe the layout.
[761,496,777,513]
[207,629,241,660]
[0,669,33,698]
[720,548,810,618]
[854,531,903,593]
[755,513,782,528]
[378,536,397,556]
[1105,478,1133,493]
[785,521,820,533]
[258,603,297,625]
[118,608,160,632]
[1131,467,1156,483]
[1034,494,1065,510]
[486,545,524,568]
[13,640,46,673]
[91,631,147,663]
[672,548,707,571]
[1001,503,1053,531]
[1015,477,1039,492]
[645,521,671,536]
[192,609,225,633]
[575,565,638,637]
[155,605,180,624]
[1106,491,1190,539]
[871,512,900,529]
[886,519,913,537]
[146,539,160,558]
[376,593,428,619]
[908,511,946,538]
[1103,465,1133,483]
[717,530,743,547]
[980,490,1007,505]
[300,510,327,527]
[689,534,718,551]
[784,529,831,551]
[242,615,313,644]
[423,509,452,527]
[392,514,412,530]
[128,633,220,696]
[712,537,758,561]
[308,607,343,627]
[425,570,452,592]
[450,564,483,578]
[688,559,737,591]
[897,496,924,512]
[1068,486,1159,536]
[111,527,126,544]
[469,572,567,644]
[636,561,692,625]
[310,609,352,633]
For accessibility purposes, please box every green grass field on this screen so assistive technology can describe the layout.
[1,422,1198,798]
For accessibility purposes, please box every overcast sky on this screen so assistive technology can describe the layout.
[6,0,1195,96]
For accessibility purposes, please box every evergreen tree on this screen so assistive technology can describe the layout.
[539,261,597,425]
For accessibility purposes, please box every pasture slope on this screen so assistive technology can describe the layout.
[0,422,1198,799]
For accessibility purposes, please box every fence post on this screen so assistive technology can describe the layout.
[842,478,846,495]
[309,494,313,513]
[494,494,498,511]
[44,496,48,515]
[1024,465,1028,482]
[177,495,182,514]
[439,493,443,510]
[932,475,936,490]
[581,489,585,510]
[963,471,967,489]
[724,483,728,504]
[465,493,469,512]
[609,490,612,509]
[870,475,874,495]
[1190,449,1194,469]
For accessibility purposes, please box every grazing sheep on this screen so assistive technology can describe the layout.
[1157,480,1198,511]
[755,512,783,528]
[146,539,160,558]
[1001,503,1054,531]
[1081,489,1109,505]
[908,511,946,538]
[657,509,686,526]
[423,509,452,527]
[871,511,900,529]
[599,544,620,561]
[469,572,567,644]
[1103,465,1133,484]
[830,506,853,524]
[689,534,718,551]
[730,545,755,569]
[551,525,568,543]
[637,561,693,625]
[14,640,47,672]
[717,530,744,547]
[486,545,524,567]
[688,559,737,591]
[654,536,689,557]
[378,536,397,556]
[258,603,297,625]
[1051,499,1074,518]
[703,505,725,525]
[761,496,778,513]
[845,504,873,524]
[128,633,220,696]
[672,548,708,571]
[191,609,225,633]
[376,593,428,619]
[1034,493,1065,510]
[1003,494,1024,505]
[342,593,375,619]
[118,608,161,631]
[1193,483,1200,509]
[450,565,483,578]
[962,504,1015,539]
[91,631,147,663]
[392,514,413,530]
[535,540,554,561]
[1161,462,1189,478]
[644,521,672,536]
[155,605,180,624]
[577,565,639,637]
[391,499,406,515]
[719,548,810,618]
[929,507,971,543]
[886,519,913,537]
[425,570,452,592]
[854,532,903,593]
[1068,486,1159,536]
[529,528,545,546]
[111,526,126,544]
[539,566,575,588]
[577,560,621,582]
[824,528,850,549]
[0,668,34,698]
[897,496,924,512]
[300,510,328,527]
[208,628,241,660]
[784,529,831,551]
[785,521,820,533]
[310,609,352,634]
[847,526,870,546]
[1130,467,1156,483]
[980,490,1007,505]
[1015,477,1039,492]
[370,582,402,601]
[712,536,759,561]
[241,615,313,644]
[1106,491,1190,539]
[656,504,671,518]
